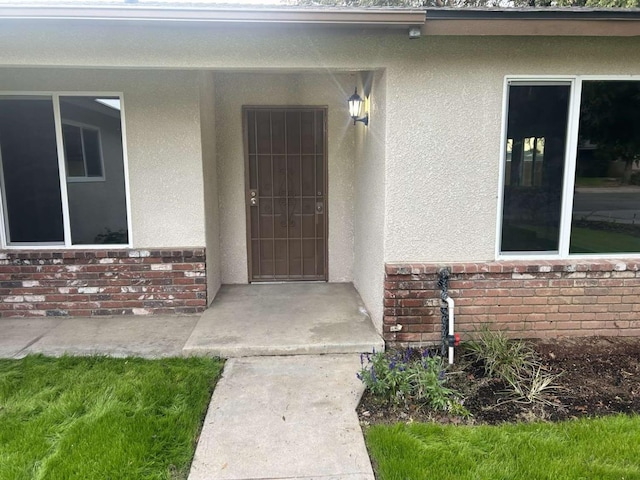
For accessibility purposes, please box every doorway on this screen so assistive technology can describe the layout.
[244,107,328,282]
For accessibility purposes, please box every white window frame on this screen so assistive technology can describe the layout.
[0,92,133,249]
[61,120,106,182]
[496,75,640,260]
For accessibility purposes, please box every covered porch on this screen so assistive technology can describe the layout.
[183,282,383,357]
[0,64,387,338]
[202,69,387,334]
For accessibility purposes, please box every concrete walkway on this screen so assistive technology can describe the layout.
[189,354,374,480]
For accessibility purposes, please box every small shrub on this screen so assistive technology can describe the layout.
[465,325,536,383]
[358,349,468,415]
[630,171,640,186]
[505,364,563,407]
[94,228,128,244]
[465,326,561,408]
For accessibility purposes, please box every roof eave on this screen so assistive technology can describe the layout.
[423,7,640,36]
[0,5,426,28]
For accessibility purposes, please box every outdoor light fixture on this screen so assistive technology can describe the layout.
[348,88,369,126]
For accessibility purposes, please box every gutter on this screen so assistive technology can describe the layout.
[423,7,640,36]
[426,7,640,21]
[0,5,426,28]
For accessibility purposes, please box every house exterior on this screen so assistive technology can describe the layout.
[1,2,640,344]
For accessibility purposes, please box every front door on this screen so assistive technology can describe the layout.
[244,107,327,282]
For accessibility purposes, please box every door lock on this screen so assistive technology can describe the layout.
[249,189,258,207]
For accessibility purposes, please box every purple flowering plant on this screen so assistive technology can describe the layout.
[358,347,468,415]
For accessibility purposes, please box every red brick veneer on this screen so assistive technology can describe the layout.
[0,248,206,317]
[384,260,640,345]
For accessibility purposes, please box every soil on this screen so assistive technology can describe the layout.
[357,336,640,425]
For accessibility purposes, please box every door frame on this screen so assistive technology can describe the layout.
[242,105,329,283]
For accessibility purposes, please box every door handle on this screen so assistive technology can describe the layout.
[316,200,324,214]
[249,189,258,207]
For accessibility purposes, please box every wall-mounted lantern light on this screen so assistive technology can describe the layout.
[348,87,369,126]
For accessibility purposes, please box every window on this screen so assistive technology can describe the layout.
[0,94,130,247]
[499,78,640,257]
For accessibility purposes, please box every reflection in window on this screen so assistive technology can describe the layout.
[63,123,104,178]
[60,97,128,245]
[570,81,640,253]
[500,84,571,252]
[506,137,545,187]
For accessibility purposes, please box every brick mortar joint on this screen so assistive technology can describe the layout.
[385,259,640,275]
[0,248,206,264]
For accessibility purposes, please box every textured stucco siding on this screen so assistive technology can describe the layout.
[0,23,388,70]
[0,68,207,249]
[215,72,356,284]
[353,70,386,331]
[199,71,221,302]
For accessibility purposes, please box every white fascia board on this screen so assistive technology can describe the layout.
[0,5,426,28]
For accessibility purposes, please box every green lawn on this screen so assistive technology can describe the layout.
[569,226,640,253]
[504,224,640,253]
[366,416,640,480]
[0,355,224,480]
[574,177,617,188]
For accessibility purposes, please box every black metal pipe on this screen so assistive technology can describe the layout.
[437,268,450,357]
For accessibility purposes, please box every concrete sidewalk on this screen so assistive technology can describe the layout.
[189,354,374,480]
[0,315,200,358]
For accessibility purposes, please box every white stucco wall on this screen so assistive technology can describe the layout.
[353,70,387,331]
[199,71,222,302]
[0,23,386,71]
[215,72,356,284]
[0,68,206,249]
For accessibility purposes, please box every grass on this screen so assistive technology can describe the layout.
[574,176,617,188]
[366,415,640,480]
[504,224,640,253]
[569,226,640,253]
[0,355,224,480]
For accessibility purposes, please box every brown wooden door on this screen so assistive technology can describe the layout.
[244,107,327,282]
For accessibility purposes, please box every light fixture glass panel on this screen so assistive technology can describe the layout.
[348,98,361,118]
[348,89,363,118]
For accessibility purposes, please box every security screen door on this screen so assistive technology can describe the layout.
[244,107,327,282]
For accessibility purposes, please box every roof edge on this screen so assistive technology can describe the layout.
[0,5,426,27]
[422,7,640,36]
[425,7,640,21]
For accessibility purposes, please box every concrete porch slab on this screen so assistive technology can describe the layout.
[188,354,374,480]
[182,283,383,357]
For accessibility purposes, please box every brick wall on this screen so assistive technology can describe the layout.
[384,260,640,345]
[0,248,206,317]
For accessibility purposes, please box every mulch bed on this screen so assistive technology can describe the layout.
[358,336,640,425]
